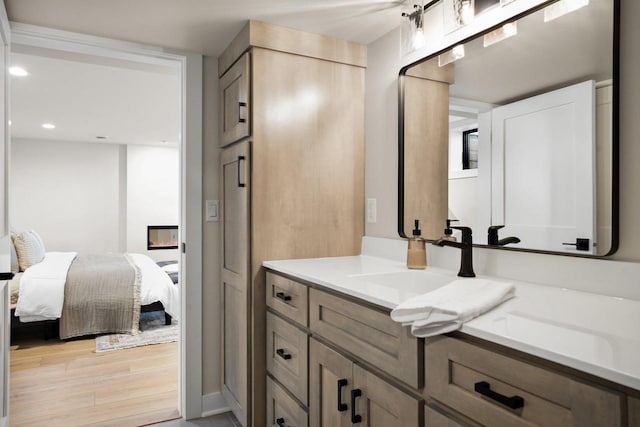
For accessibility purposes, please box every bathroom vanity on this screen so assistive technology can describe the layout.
[263,252,640,427]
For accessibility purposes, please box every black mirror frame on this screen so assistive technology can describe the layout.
[398,0,620,258]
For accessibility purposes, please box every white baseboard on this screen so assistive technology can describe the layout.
[201,392,231,418]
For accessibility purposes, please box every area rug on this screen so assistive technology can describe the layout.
[95,311,178,352]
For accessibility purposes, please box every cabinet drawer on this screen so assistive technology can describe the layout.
[267,312,309,405]
[630,396,640,427]
[425,405,465,427]
[309,288,421,389]
[267,272,308,327]
[267,376,308,427]
[426,337,624,427]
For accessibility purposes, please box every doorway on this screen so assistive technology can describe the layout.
[3,23,204,424]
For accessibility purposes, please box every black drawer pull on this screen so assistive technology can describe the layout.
[238,101,247,123]
[276,417,286,427]
[275,292,292,302]
[237,156,246,188]
[351,388,362,423]
[276,348,292,360]
[337,378,348,412]
[474,381,524,409]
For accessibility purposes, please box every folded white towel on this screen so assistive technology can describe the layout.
[390,278,515,338]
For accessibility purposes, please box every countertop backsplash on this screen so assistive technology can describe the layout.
[362,236,640,301]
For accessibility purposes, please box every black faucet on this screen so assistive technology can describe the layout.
[487,225,521,246]
[433,226,475,277]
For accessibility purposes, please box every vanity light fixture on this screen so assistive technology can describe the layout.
[438,44,465,67]
[9,66,28,77]
[544,0,589,22]
[483,21,518,47]
[401,2,426,53]
[41,123,55,129]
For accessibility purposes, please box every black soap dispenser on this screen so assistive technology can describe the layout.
[407,219,427,269]
[441,219,459,242]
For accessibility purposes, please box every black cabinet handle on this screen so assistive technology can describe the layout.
[275,292,292,302]
[237,156,246,188]
[275,417,286,427]
[238,101,247,123]
[350,388,362,423]
[276,348,292,360]
[474,381,524,409]
[337,379,348,412]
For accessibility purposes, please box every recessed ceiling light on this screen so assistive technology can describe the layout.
[160,140,168,144]
[42,123,56,129]
[96,136,108,140]
[9,66,28,77]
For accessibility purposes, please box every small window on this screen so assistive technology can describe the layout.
[462,128,478,170]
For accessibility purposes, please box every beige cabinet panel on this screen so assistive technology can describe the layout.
[266,312,309,405]
[352,364,421,427]
[426,336,624,427]
[309,288,421,388]
[220,53,250,147]
[267,377,308,427]
[221,142,251,426]
[402,75,449,240]
[309,338,352,427]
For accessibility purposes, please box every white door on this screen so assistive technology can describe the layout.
[0,3,11,427]
[491,80,595,253]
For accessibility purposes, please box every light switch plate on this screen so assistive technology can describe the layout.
[367,198,377,223]
[206,200,219,222]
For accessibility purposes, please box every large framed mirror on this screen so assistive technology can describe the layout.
[399,0,618,257]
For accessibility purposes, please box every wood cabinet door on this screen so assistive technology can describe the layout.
[221,141,250,426]
[309,338,352,427]
[219,52,250,147]
[351,365,421,427]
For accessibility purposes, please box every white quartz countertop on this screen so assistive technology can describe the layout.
[263,255,640,391]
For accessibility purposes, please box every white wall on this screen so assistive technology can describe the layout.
[126,145,179,261]
[11,138,121,253]
[365,0,640,295]
[10,139,179,259]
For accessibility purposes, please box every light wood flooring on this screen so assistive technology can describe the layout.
[9,334,179,427]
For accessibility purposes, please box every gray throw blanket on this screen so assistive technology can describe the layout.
[60,254,141,339]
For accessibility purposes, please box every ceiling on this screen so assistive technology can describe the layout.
[11,50,180,146]
[5,0,406,57]
[6,0,406,146]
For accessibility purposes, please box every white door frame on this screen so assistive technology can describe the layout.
[8,23,204,420]
[0,4,10,427]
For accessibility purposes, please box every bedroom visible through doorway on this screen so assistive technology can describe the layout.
[7,43,183,426]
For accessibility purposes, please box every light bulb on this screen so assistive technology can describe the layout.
[461,0,474,24]
[412,28,425,50]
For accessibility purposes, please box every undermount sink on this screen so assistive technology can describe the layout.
[347,269,456,305]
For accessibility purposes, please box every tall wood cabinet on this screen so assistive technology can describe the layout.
[219,21,366,427]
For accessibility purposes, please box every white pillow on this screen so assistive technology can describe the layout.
[13,230,46,271]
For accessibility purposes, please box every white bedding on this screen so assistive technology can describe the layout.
[15,252,179,322]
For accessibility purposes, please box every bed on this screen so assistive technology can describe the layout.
[10,252,179,340]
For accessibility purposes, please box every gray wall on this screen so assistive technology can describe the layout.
[365,0,640,263]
